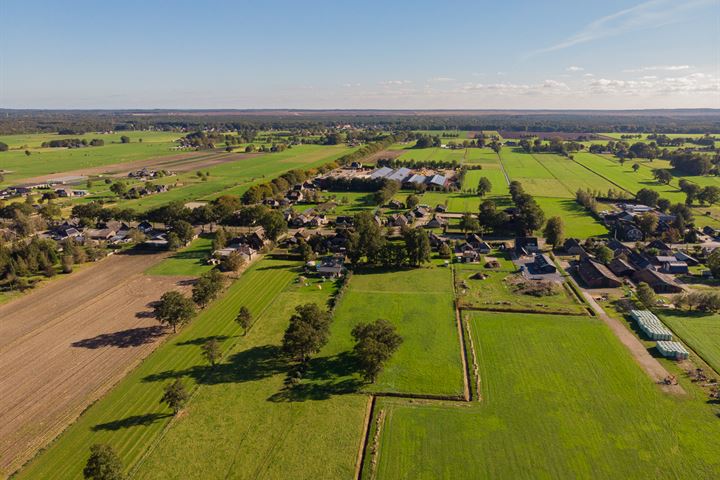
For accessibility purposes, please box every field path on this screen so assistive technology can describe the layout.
[0,251,193,476]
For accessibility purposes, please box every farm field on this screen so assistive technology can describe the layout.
[0,251,189,476]
[323,267,465,397]
[531,152,617,193]
[134,273,368,479]
[367,311,720,479]
[145,235,214,276]
[660,310,720,374]
[499,149,572,198]
[113,145,355,211]
[455,255,587,315]
[534,197,609,238]
[14,257,298,479]
[463,147,501,164]
[0,131,183,185]
[462,166,509,196]
[573,152,684,202]
[397,147,467,164]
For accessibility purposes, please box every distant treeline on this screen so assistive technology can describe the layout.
[41,138,104,148]
[2,109,719,135]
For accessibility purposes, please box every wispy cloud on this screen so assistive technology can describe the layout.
[530,0,713,55]
[623,65,692,72]
[428,76,455,83]
[378,80,412,86]
[566,66,584,72]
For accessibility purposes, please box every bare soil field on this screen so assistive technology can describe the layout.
[14,151,256,185]
[0,251,193,476]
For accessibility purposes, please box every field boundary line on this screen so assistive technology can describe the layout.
[450,266,472,402]
[463,314,482,401]
[458,305,585,316]
[574,154,635,196]
[354,395,376,480]
[528,152,575,197]
[495,151,511,186]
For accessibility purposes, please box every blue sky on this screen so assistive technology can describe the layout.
[1,0,719,109]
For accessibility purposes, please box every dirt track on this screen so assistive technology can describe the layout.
[0,252,193,476]
[14,151,257,185]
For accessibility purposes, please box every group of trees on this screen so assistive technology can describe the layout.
[373,179,401,205]
[41,138,104,148]
[676,290,720,313]
[668,151,715,176]
[344,212,430,268]
[678,179,720,206]
[509,181,546,235]
[518,137,583,156]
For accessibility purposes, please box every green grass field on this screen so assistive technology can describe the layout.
[461,166,509,196]
[112,145,354,211]
[145,236,214,276]
[660,310,720,374]
[368,311,720,479]
[499,149,572,198]
[323,267,465,397]
[398,147,467,164]
[0,131,181,185]
[455,255,586,315]
[534,197,608,238]
[134,273,368,479]
[15,257,299,479]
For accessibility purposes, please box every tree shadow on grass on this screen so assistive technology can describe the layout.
[72,326,167,349]
[175,335,233,346]
[141,345,287,385]
[268,351,364,403]
[92,412,172,431]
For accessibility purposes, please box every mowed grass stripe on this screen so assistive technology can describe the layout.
[16,258,298,479]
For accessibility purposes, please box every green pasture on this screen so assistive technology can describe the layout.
[323,267,465,397]
[534,197,608,238]
[112,145,354,211]
[15,258,298,479]
[368,311,720,479]
[661,310,720,374]
[145,235,214,276]
[461,166,509,196]
[134,273,367,479]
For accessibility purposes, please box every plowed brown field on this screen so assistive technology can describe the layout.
[0,251,193,476]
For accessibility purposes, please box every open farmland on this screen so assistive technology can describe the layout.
[499,149,572,198]
[324,267,465,397]
[0,251,190,476]
[0,131,182,185]
[366,311,720,479]
[14,257,298,479]
[134,275,368,480]
[534,197,608,238]
[112,145,355,211]
[461,166,509,196]
[660,310,720,374]
[398,147,467,164]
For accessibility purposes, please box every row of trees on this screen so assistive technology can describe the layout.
[345,212,431,267]
[41,138,104,148]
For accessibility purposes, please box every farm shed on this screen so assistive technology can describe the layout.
[531,254,556,274]
[630,310,673,341]
[577,257,622,288]
[631,268,683,294]
[656,341,689,360]
[609,257,636,277]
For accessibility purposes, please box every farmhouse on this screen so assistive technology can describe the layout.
[316,255,346,277]
[425,216,447,229]
[577,257,622,288]
[563,238,585,255]
[631,268,683,293]
[608,257,636,277]
[515,237,540,257]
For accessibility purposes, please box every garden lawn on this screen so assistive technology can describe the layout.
[455,255,586,315]
[16,258,298,479]
[323,267,465,397]
[660,310,720,374]
[134,275,368,479]
[145,235,214,276]
[369,311,720,479]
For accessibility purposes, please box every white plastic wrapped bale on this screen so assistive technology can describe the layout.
[630,310,673,341]
[656,341,689,360]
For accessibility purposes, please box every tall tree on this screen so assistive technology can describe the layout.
[161,379,189,414]
[192,269,226,307]
[543,216,565,249]
[235,306,252,334]
[282,303,331,362]
[201,338,223,366]
[352,319,403,382]
[636,282,656,309]
[154,291,195,333]
[83,444,124,480]
[476,177,492,197]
